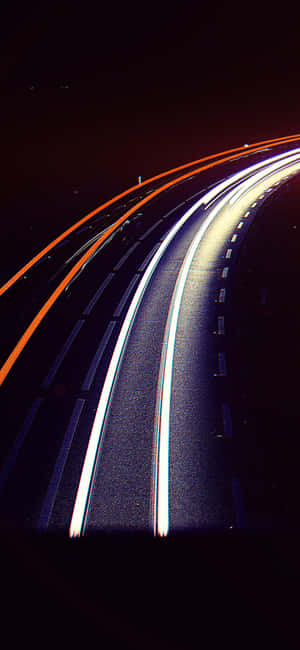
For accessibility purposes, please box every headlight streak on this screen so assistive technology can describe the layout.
[69,151,300,538]
[203,148,300,207]
[229,153,300,205]
[153,155,300,537]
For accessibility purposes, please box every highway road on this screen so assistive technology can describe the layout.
[1,136,300,538]
[3,136,300,650]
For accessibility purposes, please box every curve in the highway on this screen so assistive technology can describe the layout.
[69,150,300,537]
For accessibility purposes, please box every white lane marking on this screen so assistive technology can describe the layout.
[218,288,226,303]
[237,221,244,229]
[113,274,140,317]
[69,152,300,537]
[252,202,257,207]
[244,211,250,217]
[82,322,116,391]
[42,320,85,389]
[139,219,163,241]
[217,316,225,334]
[138,243,160,272]
[225,249,232,259]
[231,234,238,242]
[221,267,229,278]
[221,403,232,437]
[113,241,140,271]
[38,398,86,530]
[83,273,115,315]
[218,352,227,376]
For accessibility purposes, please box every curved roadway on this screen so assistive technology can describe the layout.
[69,148,300,536]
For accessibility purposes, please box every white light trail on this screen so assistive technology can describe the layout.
[201,147,300,207]
[229,153,300,205]
[153,154,300,536]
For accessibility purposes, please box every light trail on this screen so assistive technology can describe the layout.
[1,145,300,387]
[69,150,300,537]
[1,134,300,298]
[229,153,300,205]
[153,155,300,536]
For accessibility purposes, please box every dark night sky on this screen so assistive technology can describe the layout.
[1,0,300,262]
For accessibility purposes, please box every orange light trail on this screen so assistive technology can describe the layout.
[1,134,300,386]
[1,133,300,298]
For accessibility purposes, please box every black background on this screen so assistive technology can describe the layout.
[2,3,300,647]
[1,0,300,270]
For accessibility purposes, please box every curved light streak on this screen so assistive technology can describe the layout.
[229,153,300,205]
[69,149,300,537]
[1,134,300,298]
[2,146,300,388]
[153,154,300,537]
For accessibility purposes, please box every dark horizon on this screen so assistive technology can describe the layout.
[2,0,300,265]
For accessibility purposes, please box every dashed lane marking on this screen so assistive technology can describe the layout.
[221,267,229,278]
[218,352,227,376]
[221,403,232,437]
[38,398,86,530]
[83,273,115,315]
[42,320,85,389]
[113,274,140,317]
[113,241,140,271]
[217,316,225,334]
[81,322,116,391]
[139,219,164,241]
[218,288,226,303]
[137,244,161,272]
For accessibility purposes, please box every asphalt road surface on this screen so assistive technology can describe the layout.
[2,143,300,649]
